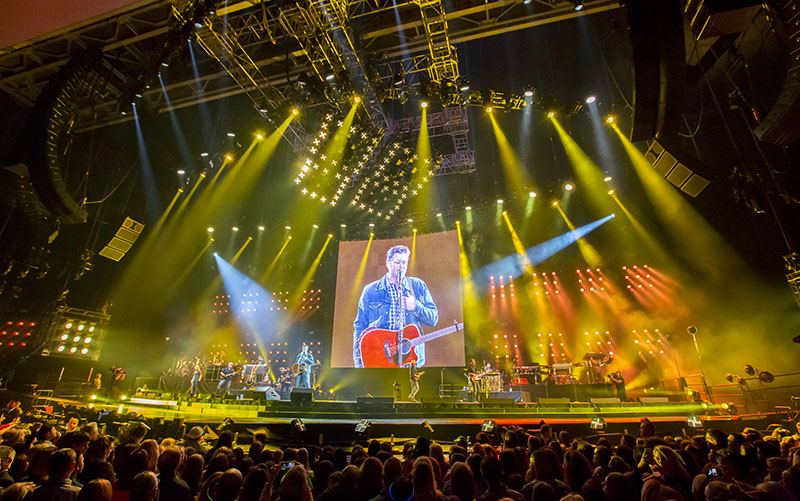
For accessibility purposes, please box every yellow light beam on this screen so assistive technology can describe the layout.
[290,234,333,305]
[261,235,292,282]
[610,192,674,266]
[556,205,602,267]
[347,233,374,307]
[551,117,614,215]
[170,237,215,297]
[489,112,533,191]
[109,116,293,330]
[412,107,433,213]
[610,123,751,281]
[457,221,493,343]
[150,188,183,235]
[230,236,253,264]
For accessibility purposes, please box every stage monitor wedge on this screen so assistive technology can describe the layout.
[290,388,314,405]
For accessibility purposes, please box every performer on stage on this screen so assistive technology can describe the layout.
[216,362,236,396]
[408,360,424,402]
[353,245,438,368]
[109,366,126,399]
[608,370,627,401]
[466,358,481,401]
[295,343,315,389]
[189,362,202,396]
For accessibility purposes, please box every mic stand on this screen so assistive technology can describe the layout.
[397,272,405,367]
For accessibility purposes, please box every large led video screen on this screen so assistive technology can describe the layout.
[330,231,465,368]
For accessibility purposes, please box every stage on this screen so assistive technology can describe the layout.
[91,391,776,444]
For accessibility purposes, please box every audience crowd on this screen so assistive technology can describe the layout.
[1,400,799,501]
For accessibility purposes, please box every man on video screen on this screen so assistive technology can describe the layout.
[353,245,438,368]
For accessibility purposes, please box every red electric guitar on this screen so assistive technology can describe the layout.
[357,321,464,368]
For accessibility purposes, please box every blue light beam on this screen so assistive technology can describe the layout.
[473,214,615,285]
[215,254,283,341]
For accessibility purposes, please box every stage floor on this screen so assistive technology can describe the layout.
[66,394,777,444]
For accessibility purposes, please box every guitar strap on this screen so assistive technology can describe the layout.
[396,277,406,367]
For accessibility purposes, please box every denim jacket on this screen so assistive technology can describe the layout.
[353,274,438,367]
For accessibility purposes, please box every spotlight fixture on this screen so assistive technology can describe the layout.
[399,89,409,104]
[573,0,584,11]
[354,95,361,103]
[564,183,575,191]
[340,224,346,228]
[590,417,607,430]
[355,419,372,434]
[292,108,299,115]
[312,224,319,229]
[177,169,185,175]
[457,77,470,92]
[325,73,335,81]
[497,199,503,204]
[585,95,596,104]
[407,218,413,223]
[529,191,537,198]
[552,200,559,207]
[421,100,429,108]
[291,418,306,432]
[608,189,615,195]
[524,85,535,97]
[465,206,472,210]
[200,152,209,157]
[207,227,214,233]
[604,176,613,182]
[285,225,291,230]
[255,133,263,140]
[232,226,239,232]
[258,225,265,231]
[227,132,236,137]
[224,154,233,161]
[606,116,615,124]
[393,72,404,86]
[369,223,375,227]
[436,212,442,217]
[547,111,555,118]
[485,105,493,113]
[686,416,703,428]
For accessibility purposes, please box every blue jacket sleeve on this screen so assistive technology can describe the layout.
[411,279,438,327]
[352,286,369,368]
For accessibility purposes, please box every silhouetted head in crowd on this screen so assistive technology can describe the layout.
[129,471,158,501]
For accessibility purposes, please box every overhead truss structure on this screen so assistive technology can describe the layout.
[0,0,620,170]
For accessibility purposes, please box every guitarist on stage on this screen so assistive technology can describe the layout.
[215,362,236,396]
[409,360,424,402]
[295,343,315,389]
[353,245,438,368]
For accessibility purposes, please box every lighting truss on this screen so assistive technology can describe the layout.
[413,0,460,87]
[279,0,389,133]
[389,107,474,175]
[191,8,310,153]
